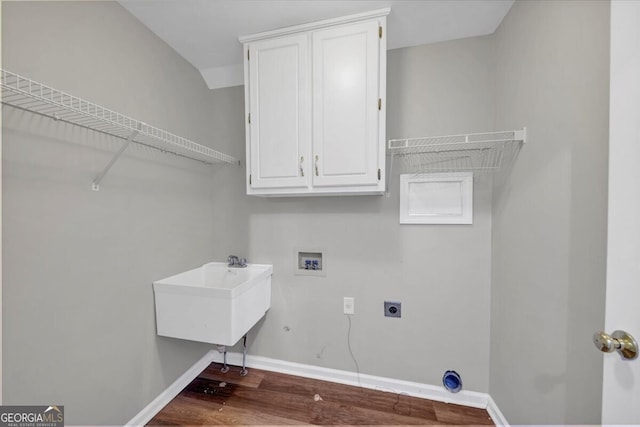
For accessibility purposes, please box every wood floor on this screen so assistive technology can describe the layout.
[147,363,494,426]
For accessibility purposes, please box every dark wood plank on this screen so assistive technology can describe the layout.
[258,370,439,421]
[200,363,265,388]
[181,377,341,425]
[432,401,494,425]
[147,364,494,426]
[181,377,443,425]
[147,395,308,426]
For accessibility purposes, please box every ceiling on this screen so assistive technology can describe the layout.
[118,0,514,89]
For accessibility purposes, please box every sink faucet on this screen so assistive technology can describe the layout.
[228,255,248,268]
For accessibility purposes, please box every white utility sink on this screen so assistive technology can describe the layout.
[153,262,272,346]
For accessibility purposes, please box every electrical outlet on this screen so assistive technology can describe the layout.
[343,297,355,315]
[384,301,401,318]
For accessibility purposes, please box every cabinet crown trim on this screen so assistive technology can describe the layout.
[239,7,390,43]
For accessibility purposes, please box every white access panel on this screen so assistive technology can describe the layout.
[312,20,381,188]
[399,173,473,224]
[248,34,310,189]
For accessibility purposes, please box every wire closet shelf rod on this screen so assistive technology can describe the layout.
[388,129,526,174]
[0,69,239,188]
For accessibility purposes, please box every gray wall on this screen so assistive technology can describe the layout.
[2,0,611,425]
[490,1,609,424]
[230,37,496,392]
[3,2,496,424]
[2,2,239,424]
[0,0,3,406]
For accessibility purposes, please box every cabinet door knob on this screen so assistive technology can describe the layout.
[315,155,319,176]
[300,156,304,177]
[593,330,638,360]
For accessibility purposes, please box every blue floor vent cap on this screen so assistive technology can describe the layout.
[442,370,462,393]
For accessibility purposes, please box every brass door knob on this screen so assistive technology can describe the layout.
[593,330,638,360]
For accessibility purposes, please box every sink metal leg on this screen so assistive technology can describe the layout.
[221,350,230,373]
[240,335,248,376]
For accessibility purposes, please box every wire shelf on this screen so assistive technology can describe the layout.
[1,68,239,188]
[388,129,526,173]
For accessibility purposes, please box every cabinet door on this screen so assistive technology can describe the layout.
[248,34,310,189]
[312,20,381,188]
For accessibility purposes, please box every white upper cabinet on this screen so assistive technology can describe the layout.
[312,20,382,188]
[241,8,389,196]
[247,34,310,190]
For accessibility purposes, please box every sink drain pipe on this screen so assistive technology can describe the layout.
[216,344,230,373]
[216,334,249,377]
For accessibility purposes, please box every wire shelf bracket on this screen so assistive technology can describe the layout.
[0,68,240,191]
[386,128,526,196]
[91,130,139,191]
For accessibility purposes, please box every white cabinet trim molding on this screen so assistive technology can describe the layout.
[239,8,391,43]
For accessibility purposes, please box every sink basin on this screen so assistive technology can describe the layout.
[153,262,272,346]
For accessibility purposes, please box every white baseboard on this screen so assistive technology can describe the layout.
[486,395,510,426]
[127,350,508,426]
[211,351,490,408]
[125,349,218,427]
